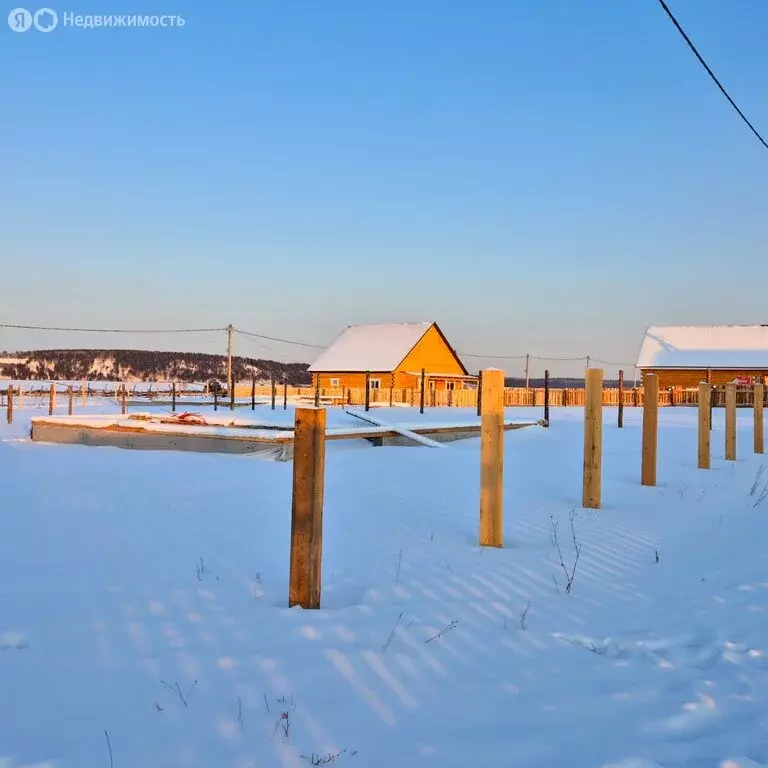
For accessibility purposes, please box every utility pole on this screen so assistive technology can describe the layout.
[226,323,234,410]
[524,353,530,389]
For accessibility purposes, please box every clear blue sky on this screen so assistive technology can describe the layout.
[2,0,767,377]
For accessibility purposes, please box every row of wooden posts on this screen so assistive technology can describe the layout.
[288,370,766,609]
[5,382,130,423]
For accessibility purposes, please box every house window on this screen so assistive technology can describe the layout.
[446,381,456,391]
[369,379,381,389]
[330,378,340,387]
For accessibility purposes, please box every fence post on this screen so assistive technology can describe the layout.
[583,368,603,509]
[479,368,504,548]
[251,376,256,411]
[725,382,736,461]
[543,369,550,426]
[68,386,74,416]
[420,369,426,414]
[49,383,56,416]
[18,385,23,408]
[617,369,624,427]
[755,382,764,454]
[641,373,658,486]
[669,386,675,407]
[365,371,371,412]
[6,385,13,424]
[121,384,127,415]
[81,379,87,407]
[698,381,711,469]
[271,375,276,411]
[214,389,219,411]
[172,382,177,412]
[288,407,326,609]
[313,376,320,408]
[284,380,288,410]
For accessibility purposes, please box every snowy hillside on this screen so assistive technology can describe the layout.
[1,404,767,767]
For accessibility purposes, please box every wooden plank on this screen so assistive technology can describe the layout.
[344,409,447,448]
[641,373,659,486]
[48,383,55,416]
[725,382,736,461]
[6,384,13,424]
[755,382,765,455]
[618,369,624,427]
[289,407,326,609]
[698,381,710,469]
[582,368,603,508]
[479,368,504,548]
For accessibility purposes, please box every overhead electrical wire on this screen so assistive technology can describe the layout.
[657,0,768,150]
[0,323,225,334]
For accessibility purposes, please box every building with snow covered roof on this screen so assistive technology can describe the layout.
[636,325,768,387]
[308,321,476,392]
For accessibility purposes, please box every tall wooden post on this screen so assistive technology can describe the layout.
[171,382,177,412]
[543,369,550,426]
[365,371,371,412]
[81,379,87,407]
[707,370,713,431]
[755,382,765,454]
[618,369,624,428]
[524,353,530,389]
[725,382,736,461]
[6,385,13,424]
[669,386,676,407]
[67,386,74,416]
[314,376,320,408]
[251,376,256,411]
[479,368,504,548]
[121,384,127,415]
[214,389,219,411]
[582,368,603,509]
[18,385,23,408]
[288,407,326,609]
[271,375,276,411]
[226,324,234,411]
[698,382,711,469]
[283,380,288,410]
[48,384,56,416]
[641,373,659,486]
[420,368,426,414]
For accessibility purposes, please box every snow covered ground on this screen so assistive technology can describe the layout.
[1,402,767,768]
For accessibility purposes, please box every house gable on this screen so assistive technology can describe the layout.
[395,323,468,376]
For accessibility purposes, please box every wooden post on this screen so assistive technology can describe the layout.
[171,382,177,412]
[725,382,736,461]
[271,375,276,411]
[669,386,676,407]
[214,389,219,411]
[251,376,256,411]
[6,385,13,424]
[618,369,624,428]
[365,371,371,412]
[698,381,711,469]
[227,324,234,411]
[543,369,550,426]
[81,379,87,407]
[18,385,23,408]
[582,368,603,509]
[641,373,659,486]
[755,382,764,454]
[67,386,74,416]
[314,376,320,408]
[476,371,482,416]
[48,383,56,415]
[447,387,453,407]
[283,380,288,410]
[288,407,326,609]
[479,368,504,548]
[121,384,127,415]
[420,368,426,414]
[389,382,394,407]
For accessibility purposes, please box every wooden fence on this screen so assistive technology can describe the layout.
[2,383,767,409]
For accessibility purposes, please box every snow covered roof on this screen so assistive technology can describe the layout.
[309,322,442,372]
[636,325,768,369]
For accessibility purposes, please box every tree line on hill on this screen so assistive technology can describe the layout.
[0,349,312,385]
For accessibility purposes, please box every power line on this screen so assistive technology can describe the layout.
[0,323,225,334]
[234,328,327,350]
[657,0,768,151]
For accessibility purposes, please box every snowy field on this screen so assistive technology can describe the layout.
[1,402,767,768]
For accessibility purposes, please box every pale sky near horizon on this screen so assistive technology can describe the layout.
[2,0,767,378]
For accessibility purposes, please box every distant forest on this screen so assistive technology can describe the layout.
[0,349,311,385]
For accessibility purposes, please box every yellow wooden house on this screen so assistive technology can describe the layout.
[636,325,768,387]
[308,321,476,392]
